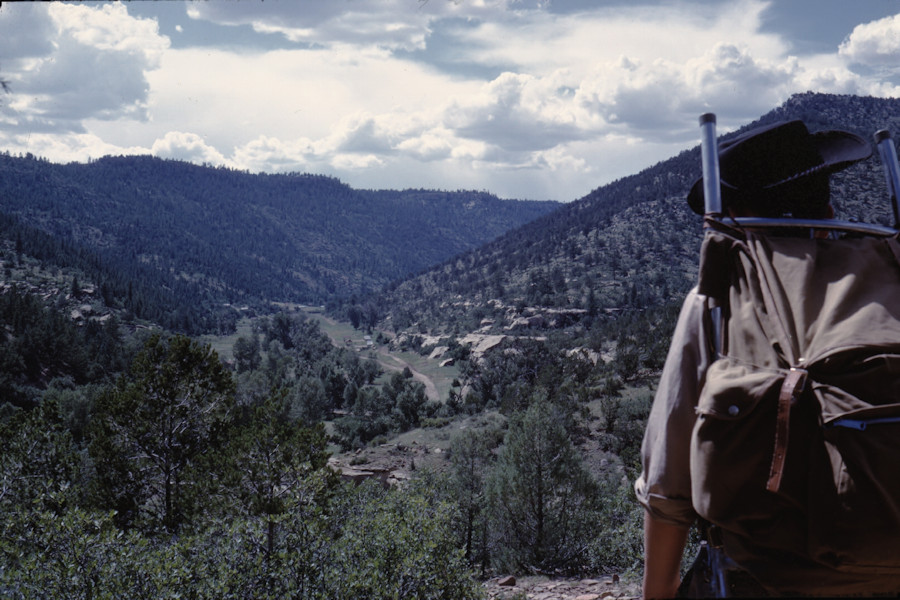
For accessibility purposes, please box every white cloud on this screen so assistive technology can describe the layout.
[2,3,169,131]
[534,145,587,173]
[840,13,900,69]
[331,152,384,170]
[52,2,166,57]
[151,131,228,165]
[444,72,583,152]
[794,54,900,97]
[395,126,457,160]
[187,0,515,51]
[3,0,900,201]
[232,135,316,173]
[327,113,399,155]
[0,131,148,163]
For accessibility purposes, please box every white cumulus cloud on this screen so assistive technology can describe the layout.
[840,13,900,69]
[151,131,228,165]
[2,2,169,132]
[232,135,317,173]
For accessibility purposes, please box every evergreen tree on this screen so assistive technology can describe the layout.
[233,333,262,373]
[449,428,497,571]
[486,398,602,574]
[89,334,236,532]
[227,391,333,556]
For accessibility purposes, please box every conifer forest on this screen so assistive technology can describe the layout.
[3,93,900,598]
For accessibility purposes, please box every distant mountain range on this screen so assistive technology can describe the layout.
[0,153,557,331]
[2,92,898,341]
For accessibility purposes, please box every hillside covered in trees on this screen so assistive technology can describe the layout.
[359,92,899,344]
[0,154,558,333]
[3,92,900,597]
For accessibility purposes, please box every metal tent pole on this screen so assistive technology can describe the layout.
[699,113,722,356]
[874,129,900,228]
[699,113,722,217]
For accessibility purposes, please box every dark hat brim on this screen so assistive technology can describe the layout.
[687,125,872,215]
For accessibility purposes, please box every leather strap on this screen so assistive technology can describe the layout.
[766,368,808,492]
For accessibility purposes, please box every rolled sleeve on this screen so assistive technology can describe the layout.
[634,288,711,528]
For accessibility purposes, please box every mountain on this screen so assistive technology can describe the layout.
[0,154,559,320]
[365,92,900,347]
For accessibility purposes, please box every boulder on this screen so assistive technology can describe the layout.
[428,345,449,360]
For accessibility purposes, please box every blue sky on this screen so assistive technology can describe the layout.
[1,0,899,201]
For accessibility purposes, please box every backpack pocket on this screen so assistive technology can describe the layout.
[807,387,900,573]
[690,358,813,554]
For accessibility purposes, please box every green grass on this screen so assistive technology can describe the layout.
[376,347,459,402]
[301,309,460,403]
[198,317,255,362]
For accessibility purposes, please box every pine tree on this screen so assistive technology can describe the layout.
[486,398,602,573]
[227,391,332,556]
[449,428,496,570]
[89,334,235,531]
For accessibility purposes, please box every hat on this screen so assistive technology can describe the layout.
[687,119,872,215]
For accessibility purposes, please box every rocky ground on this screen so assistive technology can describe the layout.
[483,574,641,600]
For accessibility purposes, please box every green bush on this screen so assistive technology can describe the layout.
[328,480,484,600]
[486,399,603,575]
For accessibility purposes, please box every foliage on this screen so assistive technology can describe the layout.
[584,476,647,575]
[328,479,484,600]
[229,311,418,449]
[88,334,236,532]
[485,398,603,575]
[597,390,654,478]
[333,369,438,449]
[1,336,484,599]
[448,427,499,571]
[0,284,128,410]
[0,152,557,311]
[226,391,334,555]
[0,399,82,522]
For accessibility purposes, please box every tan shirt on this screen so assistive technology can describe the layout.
[633,287,711,528]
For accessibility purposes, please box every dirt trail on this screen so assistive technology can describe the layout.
[483,575,640,599]
[307,310,440,402]
[376,347,440,402]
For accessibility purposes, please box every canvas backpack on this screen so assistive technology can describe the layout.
[690,225,900,594]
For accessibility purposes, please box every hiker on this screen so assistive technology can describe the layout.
[634,119,884,598]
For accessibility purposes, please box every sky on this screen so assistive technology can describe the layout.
[2,1,900,202]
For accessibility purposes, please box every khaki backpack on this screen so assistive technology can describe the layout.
[691,226,900,594]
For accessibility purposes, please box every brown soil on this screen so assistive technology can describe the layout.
[483,574,641,600]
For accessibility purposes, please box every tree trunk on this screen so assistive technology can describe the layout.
[267,518,276,556]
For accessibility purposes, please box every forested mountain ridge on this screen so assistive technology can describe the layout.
[365,92,900,347]
[4,92,900,597]
[0,153,558,314]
